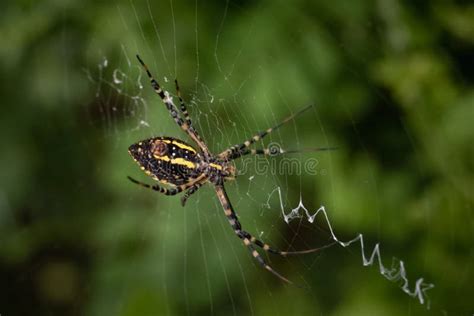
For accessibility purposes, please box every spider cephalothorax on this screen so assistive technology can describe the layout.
[128,55,333,284]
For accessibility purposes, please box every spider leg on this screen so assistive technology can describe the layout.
[213,184,332,256]
[128,174,207,196]
[214,185,294,284]
[242,231,336,256]
[136,55,210,156]
[219,105,313,159]
[174,79,210,155]
[228,146,337,161]
[127,176,184,195]
[174,79,192,127]
[181,181,205,206]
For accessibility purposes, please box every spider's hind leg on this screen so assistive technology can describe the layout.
[128,174,207,197]
[127,176,182,195]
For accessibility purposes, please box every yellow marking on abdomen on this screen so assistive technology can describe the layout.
[160,139,196,153]
[209,163,223,170]
[171,140,197,153]
[154,155,196,169]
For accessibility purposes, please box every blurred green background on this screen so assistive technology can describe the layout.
[1,1,473,315]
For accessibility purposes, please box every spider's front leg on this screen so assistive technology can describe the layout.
[136,55,210,156]
[214,184,331,283]
[228,145,337,161]
[219,105,313,160]
[214,185,293,284]
[174,79,192,127]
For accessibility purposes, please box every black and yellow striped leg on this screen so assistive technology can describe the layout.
[136,55,210,156]
[180,182,204,206]
[127,176,184,195]
[174,79,209,154]
[228,148,283,160]
[174,79,192,127]
[128,174,207,196]
[214,185,293,284]
[241,230,334,256]
[214,184,329,256]
[219,105,313,160]
[228,146,337,161]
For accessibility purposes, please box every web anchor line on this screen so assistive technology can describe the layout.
[266,187,435,308]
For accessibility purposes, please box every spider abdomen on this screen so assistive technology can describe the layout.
[129,137,202,186]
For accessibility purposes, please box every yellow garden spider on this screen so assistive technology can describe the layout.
[128,55,333,284]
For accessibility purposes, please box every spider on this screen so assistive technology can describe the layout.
[128,55,332,284]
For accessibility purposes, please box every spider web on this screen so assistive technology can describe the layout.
[78,1,471,315]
